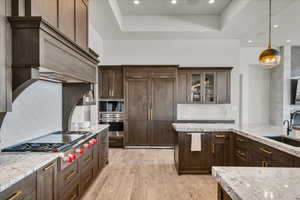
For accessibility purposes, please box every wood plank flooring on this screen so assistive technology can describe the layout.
[82,149,217,200]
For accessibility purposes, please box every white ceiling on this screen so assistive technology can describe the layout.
[90,0,300,47]
[118,0,232,15]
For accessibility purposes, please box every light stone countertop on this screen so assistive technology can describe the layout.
[172,123,300,158]
[0,124,109,193]
[212,167,300,200]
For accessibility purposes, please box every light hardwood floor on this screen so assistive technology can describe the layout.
[82,149,217,200]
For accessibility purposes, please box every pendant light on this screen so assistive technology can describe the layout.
[259,0,281,68]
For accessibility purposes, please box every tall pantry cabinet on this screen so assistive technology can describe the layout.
[124,66,177,147]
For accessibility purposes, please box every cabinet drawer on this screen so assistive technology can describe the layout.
[58,160,79,195]
[234,135,248,149]
[80,164,94,195]
[79,148,93,171]
[60,179,80,200]
[250,141,294,167]
[234,148,248,166]
[151,71,176,79]
[125,71,148,79]
[0,173,36,200]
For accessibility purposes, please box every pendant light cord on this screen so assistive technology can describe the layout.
[268,0,272,48]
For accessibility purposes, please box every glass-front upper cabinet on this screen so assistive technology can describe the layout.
[190,72,216,103]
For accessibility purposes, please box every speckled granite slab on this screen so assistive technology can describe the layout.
[172,123,300,158]
[0,152,59,192]
[212,167,300,200]
[0,124,109,193]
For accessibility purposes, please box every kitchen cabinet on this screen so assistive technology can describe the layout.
[177,68,232,104]
[218,184,233,200]
[124,66,177,146]
[212,132,231,166]
[37,160,58,200]
[75,0,88,49]
[0,173,37,200]
[174,132,212,174]
[99,66,124,99]
[98,130,109,171]
[233,135,249,166]
[58,0,75,41]
[249,141,294,167]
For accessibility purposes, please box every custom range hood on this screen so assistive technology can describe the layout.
[8,17,98,95]
[8,17,99,130]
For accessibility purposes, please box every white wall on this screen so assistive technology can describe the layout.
[0,81,62,149]
[239,47,271,125]
[103,39,240,122]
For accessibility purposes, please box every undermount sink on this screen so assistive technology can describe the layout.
[264,136,300,147]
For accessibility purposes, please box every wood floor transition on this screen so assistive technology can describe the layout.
[82,149,217,200]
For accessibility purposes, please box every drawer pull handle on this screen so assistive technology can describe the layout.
[84,156,91,163]
[237,150,246,157]
[159,76,169,78]
[43,163,55,171]
[259,148,272,154]
[7,191,22,200]
[65,170,76,181]
[70,193,77,200]
[215,134,226,138]
[86,174,93,184]
[237,138,245,142]
[132,76,143,78]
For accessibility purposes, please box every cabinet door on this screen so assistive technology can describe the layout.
[37,161,58,200]
[216,71,230,104]
[179,133,212,173]
[212,133,230,166]
[202,72,216,104]
[29,0,58,28]
[75,0,88,49]
[125,79,150,146]
[190,73,203,102]
[58,0,75,40]
[150,78,175,146]
[100,70,112,98]
[177,71,189,102]
[112,70,124,99]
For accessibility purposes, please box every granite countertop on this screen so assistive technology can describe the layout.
[0,124,109,193]
[172,123,300,158]
[212,167,300,200]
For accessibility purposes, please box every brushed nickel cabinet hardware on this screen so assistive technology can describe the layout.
[7,191,22,200]
[159,76,169,78]
[43,163,55,171]
[70,193,77,200]
[150,108,153,120]
[212,143,215,153]
[112,90,114,97]
[65,170,76,181]
[237,150,246,157]
[237,138,245,142]
[259,148,272,154]
[215,134,226,138]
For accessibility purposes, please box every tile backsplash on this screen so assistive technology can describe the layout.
[177,104,236,121]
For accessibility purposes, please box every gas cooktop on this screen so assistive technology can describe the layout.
[1,131,92,152]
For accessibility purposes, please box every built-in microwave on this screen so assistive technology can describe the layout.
[99,101,124,112]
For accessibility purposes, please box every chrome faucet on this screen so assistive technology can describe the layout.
[283,120,291,136]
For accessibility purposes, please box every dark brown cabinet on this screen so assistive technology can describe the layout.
[75,0,88,49]
[174,132,212,174]
[177,68,231,104]
[98,130,109,171]
[99,66,124,99]
[218,184,233,200]
[233,135,249,166]
[37,160,58,200]
[124,66,176,146]
[212,133,231,166]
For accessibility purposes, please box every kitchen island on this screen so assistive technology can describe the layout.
[213,166,300,200]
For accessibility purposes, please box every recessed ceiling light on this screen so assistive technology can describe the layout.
[133,0,140,5]
[248,40,253,43]
[273,24,279,28]
[286,40,291,43]
[171,0,177,4]
[208,0,215,4]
